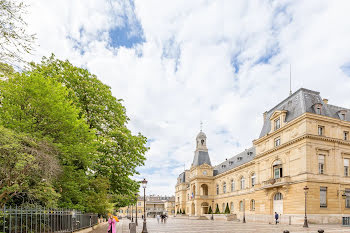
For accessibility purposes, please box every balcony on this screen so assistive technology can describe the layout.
[262,176,291,189]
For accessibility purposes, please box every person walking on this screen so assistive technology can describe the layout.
[156,214,160,224]
[274,212,279,225]
[108,213,118,233]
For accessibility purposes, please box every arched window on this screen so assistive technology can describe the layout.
[273,160,283,179]
[230,202,234,212]
[187,193,189,200]
[223,182,227,193]
[274,192,283,200]
[216,184,219,195]
[251,173,256,187]
[240,176,245,190]
[239,201,243,211]
[231,179,235,192]
[251,199,255,211]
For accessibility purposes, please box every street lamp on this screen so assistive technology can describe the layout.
[211,200,214,220]
[131,204,134,222]
[303,186,309,228]
[243,199,246,223]
[135,194,139,226]
[141,178,148,233]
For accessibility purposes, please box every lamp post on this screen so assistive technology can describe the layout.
[303,186,309,228]
[243,199,246,223]
[135,194,139,226]
[141,178,148,233]
[131,204,134,222]
[211,200,214,220]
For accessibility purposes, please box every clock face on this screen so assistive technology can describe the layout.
[203,170,207,175]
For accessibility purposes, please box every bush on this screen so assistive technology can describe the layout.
[208,206,212,214]
[215,204,220,214]
[225,203,230,214]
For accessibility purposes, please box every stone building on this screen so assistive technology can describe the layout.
[118,195,175,218]
[175,88,350,224]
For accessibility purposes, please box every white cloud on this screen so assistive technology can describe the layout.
[25,0,350,195]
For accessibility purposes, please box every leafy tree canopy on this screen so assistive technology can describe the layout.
[30,55,148,207]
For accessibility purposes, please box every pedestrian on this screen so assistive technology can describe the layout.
[108,213,118,233]
[156,214,160,224]
[142,215,144,219]
[274,212,279,225]
[164,214,167,224]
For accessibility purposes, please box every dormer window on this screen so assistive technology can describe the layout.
[313,103,323,115]
[237,157,242,161]
[221,164,226,169]
[338,110,347,120]
[316,107,321,114]
[274,118,281,130]
[229,161,234,165]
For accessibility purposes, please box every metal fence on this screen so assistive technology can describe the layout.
[0,205,98,233]
[343,216,350,226]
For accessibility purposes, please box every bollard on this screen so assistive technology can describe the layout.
[283,231,289,233]
[318,230,324,233]
[129,222,137,233]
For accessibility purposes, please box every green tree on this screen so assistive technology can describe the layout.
[0,1,35,64]
[0,126,60,207]
[215,204,220,214]
[0,71,97,211]
[225,203,230,214]
[30,55,148,207]
[208,206,212,214]
[182,209,185,214]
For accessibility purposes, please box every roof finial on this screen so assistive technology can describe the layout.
[200,121,203,132]
[289,64,292,96]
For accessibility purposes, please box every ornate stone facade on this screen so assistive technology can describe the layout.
[175,88,350,224]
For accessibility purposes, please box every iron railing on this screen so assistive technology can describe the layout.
[0,205,98,233]
[343,216,350,226]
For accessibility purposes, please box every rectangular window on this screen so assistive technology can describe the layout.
[274,118,281,130]
[345,159,349,177]
[138,202,141,206]
[318,126,324,136]
[346,189,350,208]
[274,137,281,147]
[273,165,283,179]
[274,167,280,179]
[216,185,219,195]
[318,155,325,174]
[320,187,327,208]
[344,131,349,141]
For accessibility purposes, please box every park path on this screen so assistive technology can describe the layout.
[90,221,123,233]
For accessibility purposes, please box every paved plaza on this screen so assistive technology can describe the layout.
[91,218,350,233]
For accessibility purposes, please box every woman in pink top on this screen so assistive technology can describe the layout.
[107,213,117,233]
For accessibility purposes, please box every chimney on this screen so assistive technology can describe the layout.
[323,99,328,104]
[263,111,267,121]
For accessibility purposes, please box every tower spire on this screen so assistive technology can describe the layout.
[289,64,292,96]
[200,121,203,132]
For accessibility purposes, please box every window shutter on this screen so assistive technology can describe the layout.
[345,159,349,167]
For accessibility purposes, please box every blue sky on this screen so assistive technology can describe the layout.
[26,0,350,195]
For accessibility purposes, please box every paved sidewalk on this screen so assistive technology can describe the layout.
[90,221,123,233]
[123,218,350,233]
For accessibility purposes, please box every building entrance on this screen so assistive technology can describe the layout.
[273,192,283,215]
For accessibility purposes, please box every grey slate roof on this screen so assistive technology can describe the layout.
[178,172,186,183]
[259,88,350,138]
[192,151,212,167]
[213,147,256,176]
